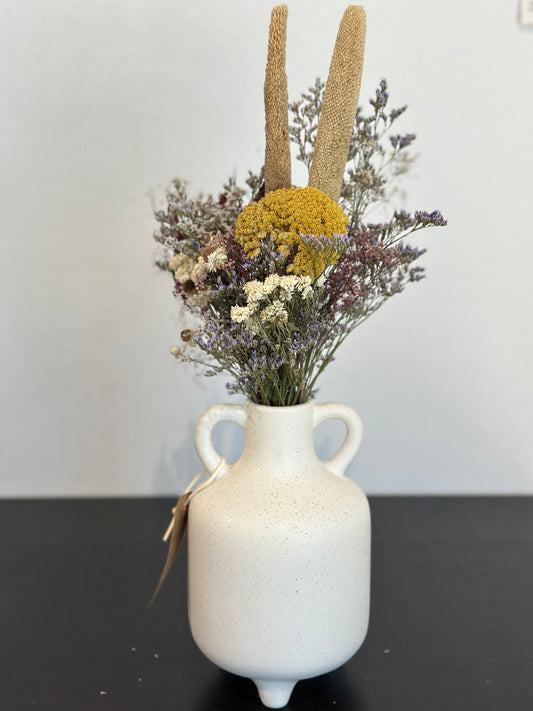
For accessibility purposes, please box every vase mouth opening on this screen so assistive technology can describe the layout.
[245,399,313,412]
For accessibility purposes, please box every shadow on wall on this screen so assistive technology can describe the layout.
[152,419,247,495]
[314,419,347,465]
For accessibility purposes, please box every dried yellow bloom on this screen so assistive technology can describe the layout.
[235,186,348,278]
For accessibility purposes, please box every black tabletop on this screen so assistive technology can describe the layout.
[1,497,532,711]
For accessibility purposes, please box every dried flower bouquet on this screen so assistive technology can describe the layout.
[153,5,446,407]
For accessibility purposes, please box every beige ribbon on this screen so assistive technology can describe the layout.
[148,459,226,606]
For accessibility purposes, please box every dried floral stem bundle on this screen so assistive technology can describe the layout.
[264,4,291,193]
[152,7,446,406]
[309,6,366,202]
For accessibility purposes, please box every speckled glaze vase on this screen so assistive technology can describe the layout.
[188,400,370,709]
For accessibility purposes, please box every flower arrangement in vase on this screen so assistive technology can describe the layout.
[151,5,445,708]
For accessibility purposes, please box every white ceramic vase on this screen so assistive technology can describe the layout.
[188,399,370,708]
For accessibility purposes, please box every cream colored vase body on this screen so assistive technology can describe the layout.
[189,400,370,708]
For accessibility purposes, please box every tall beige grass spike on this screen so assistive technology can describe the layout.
[264,4,292,193]
[308,6,366,203]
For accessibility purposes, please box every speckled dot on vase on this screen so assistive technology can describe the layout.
[188,400,370,709]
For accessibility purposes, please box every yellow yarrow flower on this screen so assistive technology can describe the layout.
[234,186,348,279]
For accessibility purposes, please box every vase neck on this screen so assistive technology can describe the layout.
[240,401,318,476]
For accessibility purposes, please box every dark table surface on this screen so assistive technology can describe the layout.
[1,497,532,711]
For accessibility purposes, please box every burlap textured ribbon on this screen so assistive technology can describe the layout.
[149,459,225,606]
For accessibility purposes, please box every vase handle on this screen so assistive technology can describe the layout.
[194,404,247,478]
[313,402,363,477]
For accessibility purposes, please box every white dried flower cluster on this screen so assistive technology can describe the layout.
[230,304,255,323]
[168,247,228,284]
[169,253,197,284]
[169,246,228,284]
[194,246,228,279]
[244,274,313,303]
[206,247,228,271]
[231,274,313,328]
[259,300,288,324]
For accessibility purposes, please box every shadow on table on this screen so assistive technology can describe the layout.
[193,665,360,711]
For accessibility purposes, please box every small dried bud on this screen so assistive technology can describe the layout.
[181,329,194,343]
[170,346,192,362]
[182,280,196,294]
[201,244,218,260]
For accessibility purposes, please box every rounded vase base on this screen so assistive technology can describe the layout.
[254,679,297,708]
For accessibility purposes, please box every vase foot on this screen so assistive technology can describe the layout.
[254,679,297,708]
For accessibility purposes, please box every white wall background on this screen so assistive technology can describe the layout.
[1,0,532,496]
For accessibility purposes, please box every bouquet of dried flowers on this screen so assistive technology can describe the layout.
[153,6,445,406]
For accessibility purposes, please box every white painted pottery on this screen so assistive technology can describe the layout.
[188,399,370,708]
